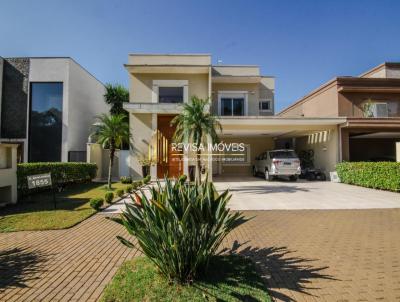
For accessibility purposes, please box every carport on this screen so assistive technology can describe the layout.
[212,117,346,178]
[340,118,400,162]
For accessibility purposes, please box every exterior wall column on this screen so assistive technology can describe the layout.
[396,142,400,162]
[150,114,157,180]
[86,143,103,179]
[340,128,350,161]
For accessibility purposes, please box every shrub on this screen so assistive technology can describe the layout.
[142,175,151,184]
[105,192,114,203]
[17,162,97,194]
[132,181,142,189]
[120,176,132,184]
[336,162,400,192]
[116,189,124,198]
[125,185,133,194]
[109,178,244,284]
[90,197,104,211]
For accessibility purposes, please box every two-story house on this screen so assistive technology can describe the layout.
[123,54,345,180]
[0,57,108,163]
[279,62,400,165]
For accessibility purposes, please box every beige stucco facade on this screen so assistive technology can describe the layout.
[0,143,18,204]
[124,54,282,180]
[279,62,400,164]
[123,54,400,181]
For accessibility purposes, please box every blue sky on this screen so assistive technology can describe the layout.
[1,0,399,111]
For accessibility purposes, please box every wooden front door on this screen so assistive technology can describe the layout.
[157,115,183,178]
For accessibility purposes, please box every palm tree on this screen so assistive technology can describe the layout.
[93,114,130,189]
[104,84,129,118]
[171,96,222,182]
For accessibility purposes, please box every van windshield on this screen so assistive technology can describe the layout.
[269,150,297,159]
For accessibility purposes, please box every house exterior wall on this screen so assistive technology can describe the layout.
[211,77,274,116]
[0,144,18,204]
[0,57,108,163]
[295,127,339,175]
[29,58,70,161]
[1,58,30,139]
[280,82,339,117]
[338,92,400,117]
[130,73,209,103]
[129,113,153,179]
[217,136,274,175]
[67,60,107,154]
[0,58,3,136]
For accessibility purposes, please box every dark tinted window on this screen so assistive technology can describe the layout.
[158,87,183,103]
[259,101,270,110]
[221,98,244,116]
[29,83,63,162]
[269,150,297,159]
[221,98,232,116]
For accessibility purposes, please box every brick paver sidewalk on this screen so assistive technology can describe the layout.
[1,209,400,301]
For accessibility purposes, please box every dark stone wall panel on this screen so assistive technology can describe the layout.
[1,58,30,138]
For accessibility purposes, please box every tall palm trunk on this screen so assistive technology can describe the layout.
[108,141,115,189]
[196,149,201,183]
[195,137,202,183]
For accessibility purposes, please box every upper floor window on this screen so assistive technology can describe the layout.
[218,91,247,116]
[259,99,272,111]
[158,87,184,103]
[221,98,245,116]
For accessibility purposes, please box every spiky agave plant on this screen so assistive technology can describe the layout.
[109,177,244,284]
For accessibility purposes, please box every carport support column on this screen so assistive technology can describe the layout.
[341,128,350,161]
[396,142,400,162]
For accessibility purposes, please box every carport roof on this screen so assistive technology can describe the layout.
[218,116,346,137]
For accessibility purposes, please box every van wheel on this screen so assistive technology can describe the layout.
[252,167,257,177]
[289,175,298,181]
[265,170,273,181]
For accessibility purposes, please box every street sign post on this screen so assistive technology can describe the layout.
[27,173,57,209]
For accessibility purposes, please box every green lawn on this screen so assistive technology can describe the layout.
[101,255,270,302]
[0,182,127,232]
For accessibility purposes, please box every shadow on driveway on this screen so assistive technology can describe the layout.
[0,247,48,292]
[224,240,338,302]
[227,185,312,194]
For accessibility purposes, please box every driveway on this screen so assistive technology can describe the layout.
[213,176,400,210]
[1,210,400,302]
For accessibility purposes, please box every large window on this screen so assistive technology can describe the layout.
[29,83,63,162]
[220,98,245,116]
[158,87,184,103]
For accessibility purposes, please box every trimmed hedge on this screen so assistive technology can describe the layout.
[105,192,114,203]
[90,197,104,211]
[18,162,97,193]
[336,162,400,192]
[116,189,124,198]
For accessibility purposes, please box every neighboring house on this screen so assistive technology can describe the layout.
[279,62,400,165]
[123,54,346,180]
[0,57,107,163]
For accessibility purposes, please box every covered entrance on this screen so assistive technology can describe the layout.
[340,118,400,162]
[156,115,183,178]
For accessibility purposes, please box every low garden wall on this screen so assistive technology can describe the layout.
[336,162,400,192]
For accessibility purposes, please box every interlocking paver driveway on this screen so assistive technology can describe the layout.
[1,209,400,301]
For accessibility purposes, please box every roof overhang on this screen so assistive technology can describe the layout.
[124,65,210,74]
[212,76,261,83]
[218,117,346,137]
[337,77,400,93]
[123,102,184,114]
[341,118,400,129]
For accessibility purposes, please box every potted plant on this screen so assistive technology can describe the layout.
[138,157,155,177]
